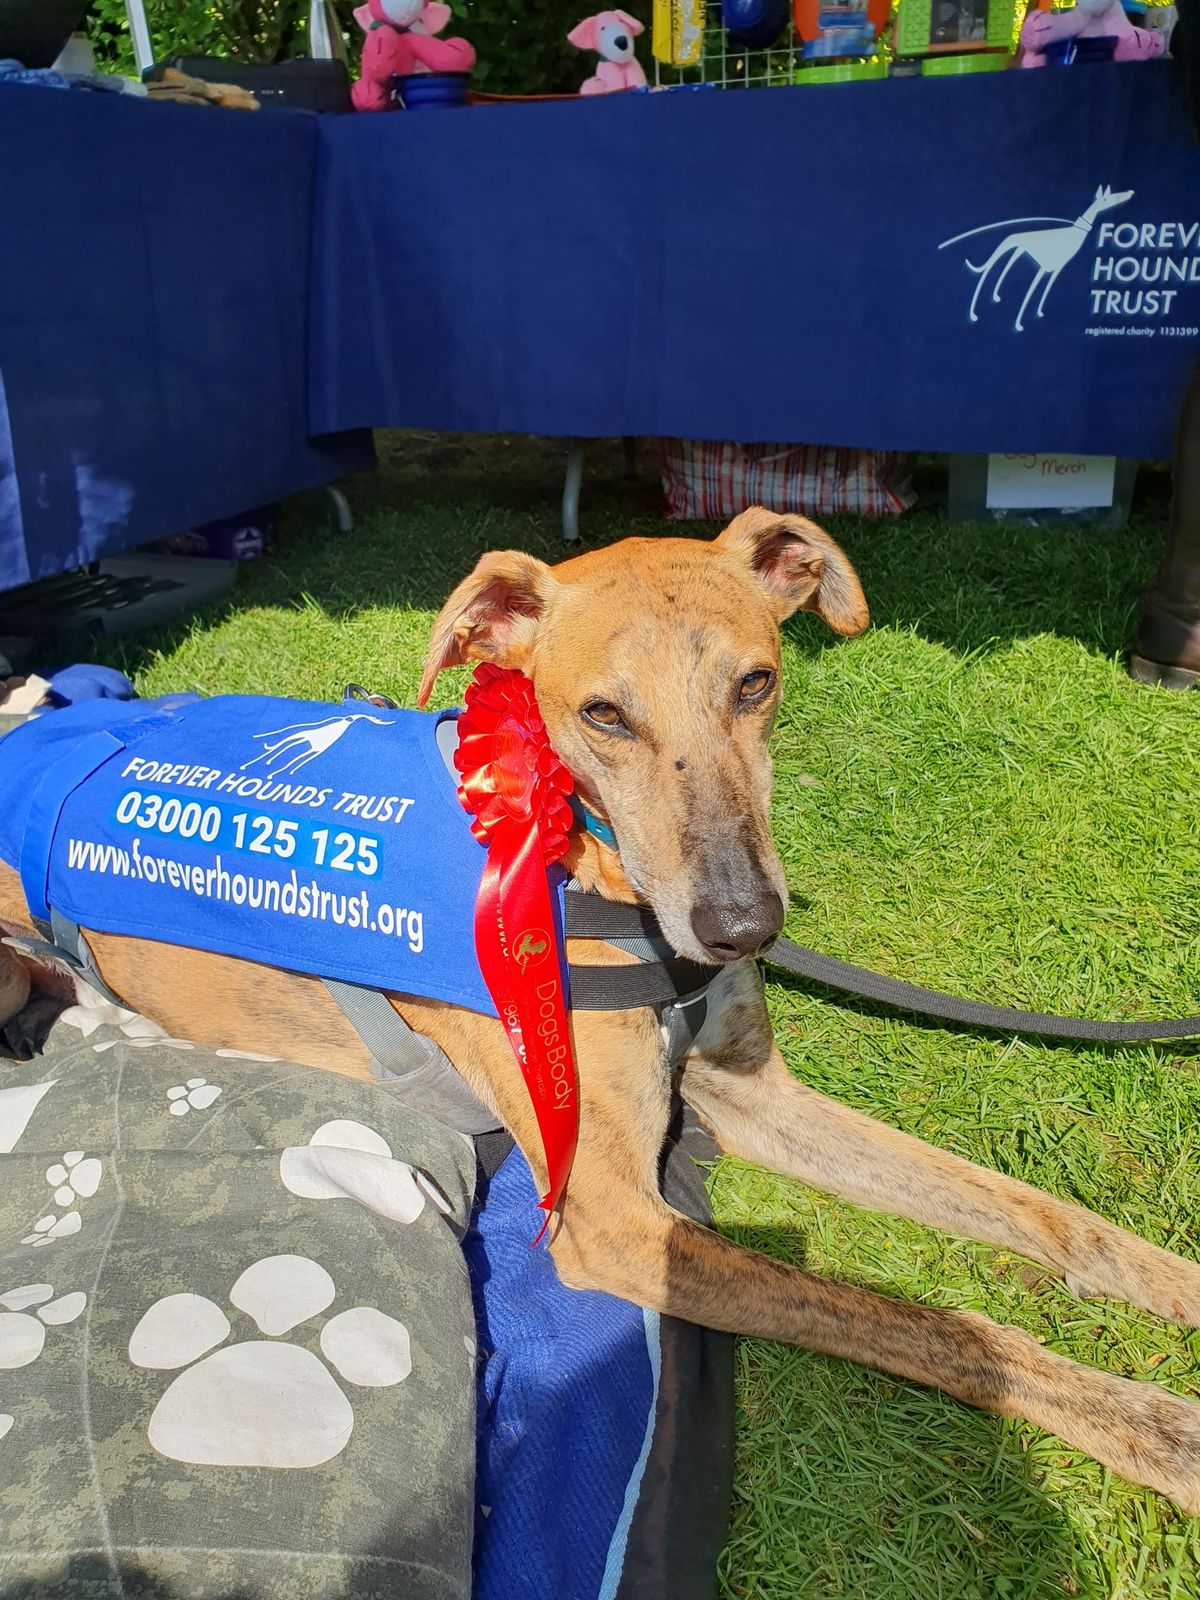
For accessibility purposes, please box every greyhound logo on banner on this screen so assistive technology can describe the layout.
[940,186,1134,332]
[241,714,392,776]
[939,186,1200,337]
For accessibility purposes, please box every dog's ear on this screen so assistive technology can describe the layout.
[417,550,557,706]
[615,9,645,33]
[715,507,869,636]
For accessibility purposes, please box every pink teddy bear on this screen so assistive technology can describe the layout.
[1019,0,1164,65]
[567,10,648,95]
[351,0,477,112]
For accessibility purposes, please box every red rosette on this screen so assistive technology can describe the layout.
[453,662,575,858]
[454,663,578,1239]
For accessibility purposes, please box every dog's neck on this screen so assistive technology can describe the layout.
[438,709,639,904]
[564,827,638,903]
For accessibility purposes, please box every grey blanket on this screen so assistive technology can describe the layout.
[0,998,479,1600]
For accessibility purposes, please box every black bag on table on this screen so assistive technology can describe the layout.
[157,54,352,113]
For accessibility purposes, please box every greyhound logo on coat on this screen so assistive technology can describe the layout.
[939,185,1134,333]
[240,714,391,776]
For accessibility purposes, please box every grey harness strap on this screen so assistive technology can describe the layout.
[322,977,503,1135]
[566,883,713,1068]
[318,883,714,1133]
[14,909,131,1011]
[322,940,712,1137]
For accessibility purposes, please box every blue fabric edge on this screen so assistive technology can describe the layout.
[597,1307,663,1600]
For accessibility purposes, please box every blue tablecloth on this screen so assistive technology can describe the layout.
[5,66,1200,595]
[0,85,369,593]
[310,64,1200,458]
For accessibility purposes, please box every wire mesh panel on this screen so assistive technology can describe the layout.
[653,1,807,85]
[651,0,1175,83]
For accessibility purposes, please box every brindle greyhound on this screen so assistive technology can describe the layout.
[2,508,1199,1513]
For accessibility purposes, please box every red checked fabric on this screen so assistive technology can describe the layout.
[658,439,915,521]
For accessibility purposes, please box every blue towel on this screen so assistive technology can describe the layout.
[44,664,136,707]
[468,1147,659,1600]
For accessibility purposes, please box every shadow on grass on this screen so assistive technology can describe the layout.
[719,1222,1113,1599]
[66,433,1171,689]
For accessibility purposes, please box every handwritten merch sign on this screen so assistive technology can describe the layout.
[0,695,567,1017]
[986,453,1117,511]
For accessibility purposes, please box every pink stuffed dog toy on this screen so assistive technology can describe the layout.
[1019,0,1163,64]
[568,10,648,94]
[351,0,477,111]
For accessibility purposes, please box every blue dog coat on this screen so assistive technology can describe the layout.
[0,694,566,1017]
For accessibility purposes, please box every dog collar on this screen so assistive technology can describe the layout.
[431,699,619,853]
[572,798,618,852]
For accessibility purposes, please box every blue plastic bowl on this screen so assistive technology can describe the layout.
[390,71,471,108]
[1040,34,1118,64]
[722,0,790,47]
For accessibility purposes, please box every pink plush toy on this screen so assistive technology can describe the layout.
[567,10,648,94]
[1019,0,1163,65]
[351,0,477,111]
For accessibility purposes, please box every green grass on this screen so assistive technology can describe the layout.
[95,432,1200,1599]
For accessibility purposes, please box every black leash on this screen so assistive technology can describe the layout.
[563,894,1200,1041]
[762,936,1200,1044]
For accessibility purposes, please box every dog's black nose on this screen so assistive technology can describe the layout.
[690,891,784,962]
[614,32,628,47]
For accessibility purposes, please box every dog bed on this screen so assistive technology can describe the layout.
[0,990,733,1599]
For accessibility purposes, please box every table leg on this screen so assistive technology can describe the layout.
[325,485,354,535]
[562,441,586,545]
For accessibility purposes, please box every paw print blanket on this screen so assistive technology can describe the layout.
[0,1002,733,1600]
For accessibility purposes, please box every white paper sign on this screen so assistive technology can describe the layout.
[986,454,1116,511]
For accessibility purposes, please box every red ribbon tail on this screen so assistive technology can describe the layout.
[472,818,579,1235]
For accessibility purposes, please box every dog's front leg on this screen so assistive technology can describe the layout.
[676,964,1200,1328]
[552,1077,1200,1514]
[411,988,1200,1510]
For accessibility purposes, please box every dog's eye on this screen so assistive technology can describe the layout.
[581,701,628,733]
[737,670,775,704]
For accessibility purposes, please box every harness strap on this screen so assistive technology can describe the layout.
[10,911,130,1011]
[564,895,655,940]
[561,884,721,1029]
[322,977,503,1134]
[662,988,709,1061]
[568,957,718,1012]
[49,909,130,1010]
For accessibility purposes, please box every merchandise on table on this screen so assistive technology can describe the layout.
[351,0,476,111]
[650,0,1173,82]
[568,9,649,93]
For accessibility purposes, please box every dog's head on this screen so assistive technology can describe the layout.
[419,509,868,965]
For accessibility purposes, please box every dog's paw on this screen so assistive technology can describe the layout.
[1064,1230,1200,1330]
[1126,1381,1200,1518]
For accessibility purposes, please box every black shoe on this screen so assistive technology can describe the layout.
[1130,603,1200,690]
